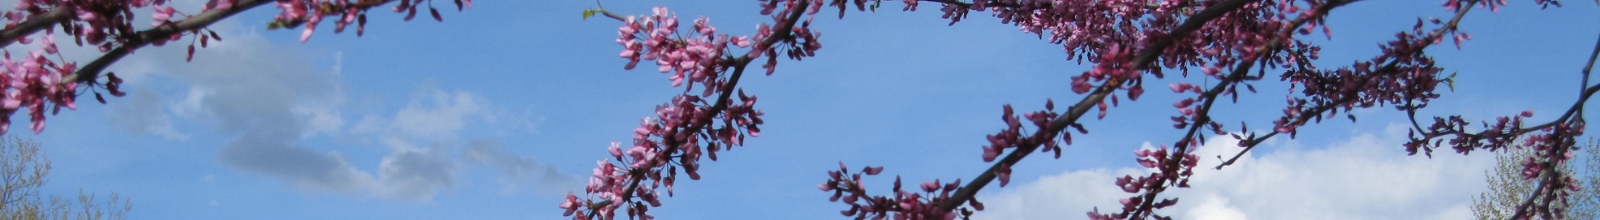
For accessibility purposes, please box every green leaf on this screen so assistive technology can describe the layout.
[1443,72,1458,92]
[581,9,600,20]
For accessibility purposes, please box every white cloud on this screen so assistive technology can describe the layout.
[350,89,526,144]
[975,168,1139,219]
[391,90,484,141]
[1184,194,1248,220]
[976,124,1495,220]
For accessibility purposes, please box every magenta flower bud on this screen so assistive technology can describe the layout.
[1174,98,1195,108]
[1170,83,1193,93]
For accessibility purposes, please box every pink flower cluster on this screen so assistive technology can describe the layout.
[0,0,467,136]
[819,162,983,220]
[563,91,764,220]
[567,2,824,218]
[7,0,165,47]
[981,100,1070,164]
[755,0,823,74]
[615,1,824,89]
[274,0,471,42]
[1407,110,1533,157]
[1093,144,1194,219]
[0,31,100,135]
[616,7,755,89]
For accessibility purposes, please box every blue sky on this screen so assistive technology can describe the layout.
[2,0,1597,219]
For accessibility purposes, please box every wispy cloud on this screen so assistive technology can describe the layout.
[463,140,582,196]
[110,87,189,140]
[90,19,574,202]
[976,124,1494,219]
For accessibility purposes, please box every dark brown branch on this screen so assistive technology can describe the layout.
[0,7,71,48]
[65,0,275,85]
[65,0,402,85]
[936,0,1257,212]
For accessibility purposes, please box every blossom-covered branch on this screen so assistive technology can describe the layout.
[1217,0,1482,168]
[816,0,1290,219]
[1498,30,1600,219]
[949,0,1261,216]
[0,7,70,48]
[1114,2,1356,219]
[1482,32,1596,220]
[64,0,280,85]
[1194,0,1590,218]
[560,0,1591,219]
[562,1,824,219]
[0,0,465,136]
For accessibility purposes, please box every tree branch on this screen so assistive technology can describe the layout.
[0,7,71,48]
[1126,1,1353,218]
[1508,70,1600,220]
[1220,0,1478,169]
[1582,30,1600,96]
[607,0,811,208]
[65,0,273,85]
[65,0,401,86]
[936,0,1257,212]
